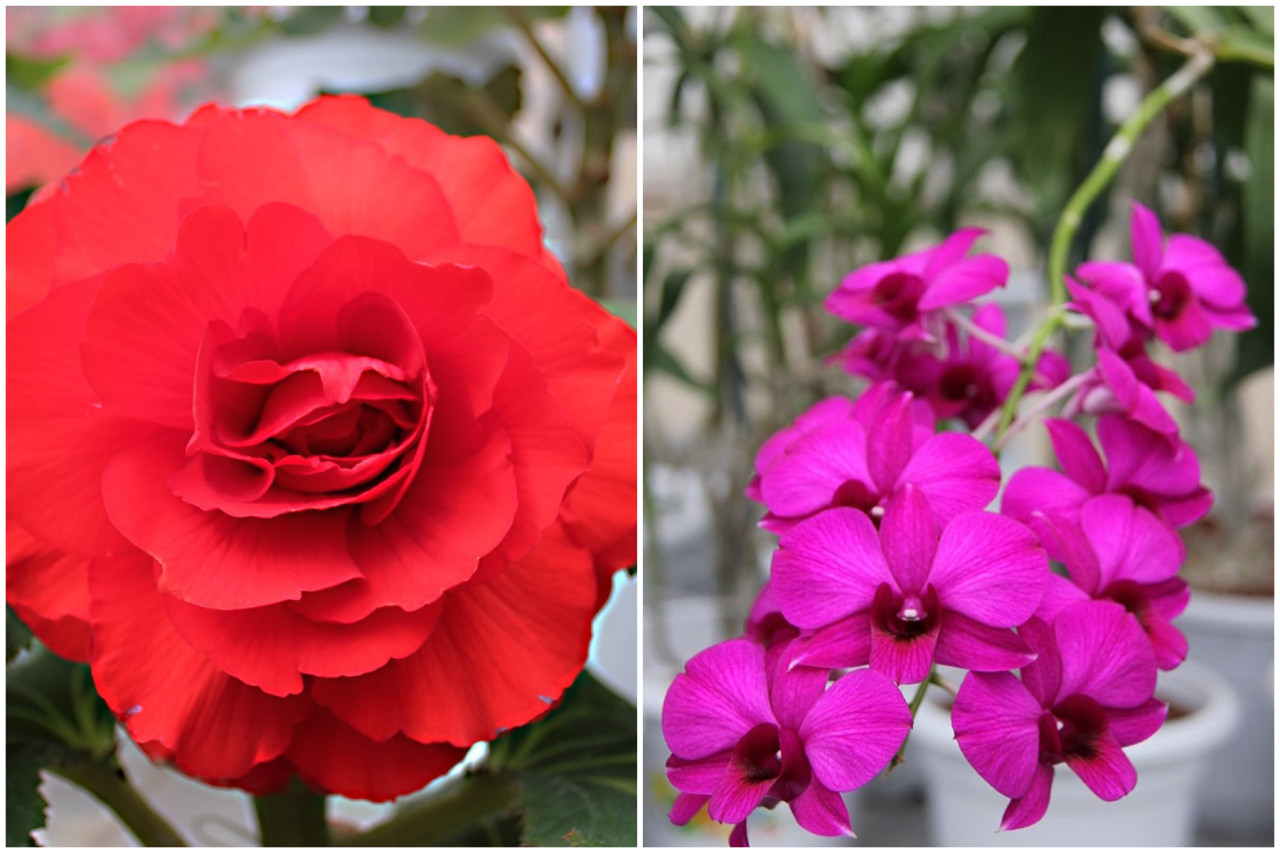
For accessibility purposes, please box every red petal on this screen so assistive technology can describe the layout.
[162,593,443,697]
[472,342,590,573]
[89,551,311,781]
[81,204,333,429]
[287,709,467,802]
[431,245,625,454]
[47,120,202,286]
[561,312,638,607]
[6,195,57,318]
[6,516,92,661]
[294,95,546,261]
[101,436,361,609]
[195,108,460,258]
[311,524,597,746]
[346,426,518,613]
[8,275,159,557]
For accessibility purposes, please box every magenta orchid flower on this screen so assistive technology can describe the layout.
[748,385,1000,535]
[1033,494,1189,670]
[771,487,1047,684]
[892,303,1071,429]
[1074,202,1256,351]
[1003,415,1212,559]
[825,228,1008,339]
[1065,347,1185,435]
[952,600,1166,830]
[744,579,800,664]
[663,638,912,846]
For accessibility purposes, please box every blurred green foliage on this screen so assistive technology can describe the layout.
[644,6,1274,427]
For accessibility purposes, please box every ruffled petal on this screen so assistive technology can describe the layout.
[311,525,599,747]
[101,437,362,609]
[88,551,310,781]
[294,95,548,263]
[6,516,92,661]
[82,204,333,430]
[287,709,467,803]
[8,275,156,557]
[161,593,442,698]
[195,108,462,259]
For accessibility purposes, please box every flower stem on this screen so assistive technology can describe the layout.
[992,369,1093,452]
[52,760,187,847]
[887,669,935,774]
[254,780,329,846]
[338,774,518,846]
[993,47,1215,443]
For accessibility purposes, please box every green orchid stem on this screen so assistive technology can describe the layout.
[52,761,187,847]
[339,774,518,846]
[993,47,1216,443]
[887,669,936,773]
[254,781,330,846]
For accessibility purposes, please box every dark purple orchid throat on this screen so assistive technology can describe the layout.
[665,195,1253,845]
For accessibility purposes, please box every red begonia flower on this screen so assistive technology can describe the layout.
[6,96,636,801]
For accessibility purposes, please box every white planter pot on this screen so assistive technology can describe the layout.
[910,660,1239,846]
[1178,589,1275,835]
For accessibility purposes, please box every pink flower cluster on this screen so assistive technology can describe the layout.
[662,207,1255,844]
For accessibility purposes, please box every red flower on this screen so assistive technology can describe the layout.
[6,96,636,801]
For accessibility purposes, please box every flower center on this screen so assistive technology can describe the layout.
[1042,693,1109,765]
[872,583,940,640]
[1149,272,1192,319]
[732,723,783,784]
[872,271,928,320]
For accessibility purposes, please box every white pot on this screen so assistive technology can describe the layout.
[909,660,1239,846]
[1178,589,1275,835]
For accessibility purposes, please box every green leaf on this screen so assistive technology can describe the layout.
[1231,73,1274,384]
[496,672,636,847]
[1165,6,1232,36]
[360,64,522,137]
[7,740,57,846]
[7,606,34,663]
[598,299,637,329]
[417,7,567,47]
[367,6,405,29]
[515,772,634,847]
[278,6,343,36]
[6,53,69,92]
[656,270,692,328]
